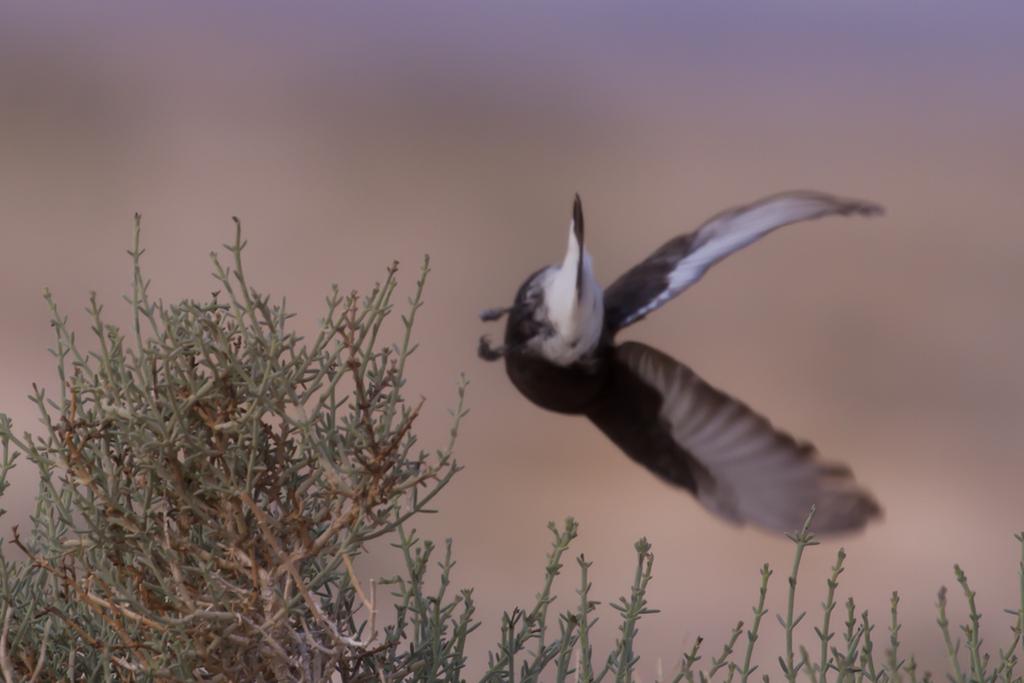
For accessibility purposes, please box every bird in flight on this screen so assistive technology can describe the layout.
[479,191,883,534]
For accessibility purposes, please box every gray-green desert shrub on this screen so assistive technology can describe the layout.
[0,219,1020,682]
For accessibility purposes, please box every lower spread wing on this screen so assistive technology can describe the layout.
[603,191,882,331]
[585,341,880,534]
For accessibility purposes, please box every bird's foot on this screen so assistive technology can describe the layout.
[480,306,510,322]
[478,335,506,361]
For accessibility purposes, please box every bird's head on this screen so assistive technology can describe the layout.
[479,194,604,366]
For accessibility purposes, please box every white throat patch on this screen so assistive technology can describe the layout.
[532,225,604,366]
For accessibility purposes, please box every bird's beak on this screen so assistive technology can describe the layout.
[570,194,584,301]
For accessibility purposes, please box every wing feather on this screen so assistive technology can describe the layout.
[586,341,880,533]
[603,191,882,331]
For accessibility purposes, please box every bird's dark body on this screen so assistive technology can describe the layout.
[501,268,611,413]
[503,349,608,414]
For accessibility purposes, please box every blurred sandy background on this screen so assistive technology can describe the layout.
[2,1,1023,677]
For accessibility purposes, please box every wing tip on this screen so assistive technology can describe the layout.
[780,190,885,218]
[797,483,885,536]
[840,198,885,218]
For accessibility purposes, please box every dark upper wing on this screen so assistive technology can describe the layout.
[585,341,880,533]
[603,192,882,331]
